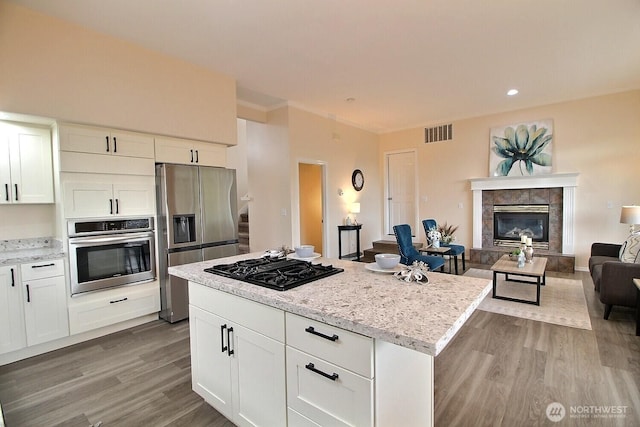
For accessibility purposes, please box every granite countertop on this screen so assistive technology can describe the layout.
[0,238,66,266]
[169,253,491,356]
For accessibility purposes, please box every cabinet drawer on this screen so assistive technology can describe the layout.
[286,312,373,378]
[69,282,160,334]
[286,347,373,427]
[189,282,284,342]
[21,259,64,280]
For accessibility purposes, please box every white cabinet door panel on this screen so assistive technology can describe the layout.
[110,131,154,158]
[232,324,286,427]
[0,122,53,204]
[112,180,155,216]
[0,266,26,354]
[63,181,113,218]
[22,275,69,346]
[189,305,234,421]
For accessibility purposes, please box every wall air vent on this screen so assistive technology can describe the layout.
[424,124,453,143]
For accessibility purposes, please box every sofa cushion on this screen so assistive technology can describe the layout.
[619,234,640,263]
[589,255,618,275]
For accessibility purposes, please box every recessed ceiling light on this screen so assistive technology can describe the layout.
[507,89,519,96]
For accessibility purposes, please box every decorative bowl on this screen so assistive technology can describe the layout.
[375,253,401,270]
[294,245,315,258]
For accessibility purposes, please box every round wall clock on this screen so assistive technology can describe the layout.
[352,169,364,191]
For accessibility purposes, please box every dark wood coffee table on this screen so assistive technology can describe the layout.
[490,255,548,306]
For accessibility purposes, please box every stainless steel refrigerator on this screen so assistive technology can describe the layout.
[156,163,239,323]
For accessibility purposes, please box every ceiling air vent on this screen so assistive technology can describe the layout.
[424,124,453,143]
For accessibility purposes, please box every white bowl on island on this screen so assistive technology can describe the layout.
[294,245,315,258]
[375,253,401,270]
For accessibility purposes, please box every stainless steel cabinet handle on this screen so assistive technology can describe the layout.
[26,284,31,302]
[115,199,119,214]
[106,136,110,152]
[113,136,117,153]
[14,184,18,201]
[109,297,128,304]
[195,150,199,163]
[190,149,194,163]
[10,268,15,286]
[109,199,113,215]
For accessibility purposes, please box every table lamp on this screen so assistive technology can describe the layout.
[350,203,361,225]
[620,205,640,235]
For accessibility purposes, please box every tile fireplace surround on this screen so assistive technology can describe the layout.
[469,173,579,273]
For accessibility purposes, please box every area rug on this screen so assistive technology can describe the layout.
[464,268,592,330]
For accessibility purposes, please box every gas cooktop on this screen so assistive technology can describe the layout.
[204,256,344,291]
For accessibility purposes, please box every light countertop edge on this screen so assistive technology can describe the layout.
[0,239,66,266]
[169,253,492,357]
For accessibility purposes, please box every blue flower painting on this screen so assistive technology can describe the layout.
[489,120,553,176]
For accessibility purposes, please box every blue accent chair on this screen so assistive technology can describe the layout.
[393,224,445,271]
[422,219,466,274]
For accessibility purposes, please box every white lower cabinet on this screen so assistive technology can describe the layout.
[285,313,374,427]
[189,283,286,427]
[68,281,160,335]
[0,265,27,354]
[286,347,373,427]
[188,284,434,427]
[20,260,69,347]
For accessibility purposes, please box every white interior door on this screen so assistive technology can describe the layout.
[386,151,417,235]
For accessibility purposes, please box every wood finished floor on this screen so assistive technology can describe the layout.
[0,266,638,426]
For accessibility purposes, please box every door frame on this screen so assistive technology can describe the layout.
[293,159,327,256]
[384,149,418,237]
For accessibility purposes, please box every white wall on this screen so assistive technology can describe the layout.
[380,90,640,269]
[0,1,236,144]
[245,108,293,252]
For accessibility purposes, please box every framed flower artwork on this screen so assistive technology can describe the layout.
[489,120,553,176]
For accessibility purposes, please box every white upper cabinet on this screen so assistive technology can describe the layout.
[62,173,156,218]
[155,136,227,167]
[0,122,54,204]
[59,124,154,159]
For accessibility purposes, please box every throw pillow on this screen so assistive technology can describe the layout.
[619,234,640,263]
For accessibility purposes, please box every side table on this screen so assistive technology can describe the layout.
[338,224,362,261]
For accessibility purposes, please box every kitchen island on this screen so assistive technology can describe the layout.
[169,253,491,427]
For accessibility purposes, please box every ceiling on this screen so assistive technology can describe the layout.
[8,0,640,133]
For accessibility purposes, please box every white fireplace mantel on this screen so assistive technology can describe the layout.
[469,173,579,254]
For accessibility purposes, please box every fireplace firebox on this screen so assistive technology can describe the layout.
[493,205,550,249]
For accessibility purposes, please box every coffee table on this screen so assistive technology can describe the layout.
[490,255,548,306]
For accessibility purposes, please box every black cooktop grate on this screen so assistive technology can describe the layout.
[204,256,343,291]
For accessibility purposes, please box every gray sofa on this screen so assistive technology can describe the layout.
[589,242,640,319]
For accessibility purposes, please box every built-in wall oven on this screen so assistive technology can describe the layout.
[68,217,156,296]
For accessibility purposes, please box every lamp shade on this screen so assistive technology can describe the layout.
[620,205,640,224]
[350,203,361,214]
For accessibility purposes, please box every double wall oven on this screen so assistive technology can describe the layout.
[68,217,156,296]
